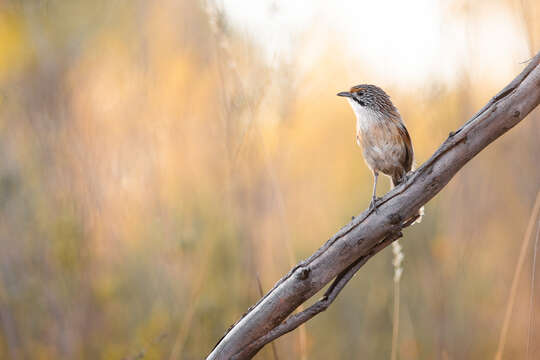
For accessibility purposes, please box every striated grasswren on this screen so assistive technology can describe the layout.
[338,84,422,221]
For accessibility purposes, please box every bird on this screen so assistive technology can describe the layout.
[337,84,423,221]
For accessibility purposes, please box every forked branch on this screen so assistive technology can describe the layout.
[207,51,540,360]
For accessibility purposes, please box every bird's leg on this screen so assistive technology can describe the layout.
[369,171,380,211]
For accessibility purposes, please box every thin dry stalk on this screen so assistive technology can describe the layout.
[494,190,540,360]
[391,241,404,360]
[169,240,213,360]
[526,219,540,359]
[277,179,308,360]
[391,280,401,360]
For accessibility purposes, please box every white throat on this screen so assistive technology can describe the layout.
[346,98,382,135]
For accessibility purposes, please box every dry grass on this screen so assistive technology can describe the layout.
[495,190,540,360]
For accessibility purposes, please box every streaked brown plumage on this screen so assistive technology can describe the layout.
[338,84,419,217]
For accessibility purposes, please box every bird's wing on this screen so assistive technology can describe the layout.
[396,121,414,172]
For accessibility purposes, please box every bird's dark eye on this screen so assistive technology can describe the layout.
[357,91,364,96]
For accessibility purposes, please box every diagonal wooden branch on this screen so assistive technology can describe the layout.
[233,216,419,360]
[233,215,419,359]
[207,51,540,360]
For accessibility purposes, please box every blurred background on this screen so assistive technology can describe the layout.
[0,0,539,359]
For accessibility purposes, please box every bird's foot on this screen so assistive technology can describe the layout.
[369,196,381,212]
[403,171,414,182]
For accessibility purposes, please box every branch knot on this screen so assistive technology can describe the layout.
[296,267,311,280]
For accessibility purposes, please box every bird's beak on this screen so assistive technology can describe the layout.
[337,91,352,98]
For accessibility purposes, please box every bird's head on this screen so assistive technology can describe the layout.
[337,84,397,116]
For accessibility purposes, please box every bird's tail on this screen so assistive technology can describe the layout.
[392,173,424,224]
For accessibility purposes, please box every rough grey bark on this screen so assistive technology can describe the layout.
[207,51,540,360]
